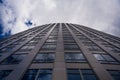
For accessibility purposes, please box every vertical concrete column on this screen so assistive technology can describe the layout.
[53,23,67,80]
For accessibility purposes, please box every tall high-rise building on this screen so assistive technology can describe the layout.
[0,23,120,80]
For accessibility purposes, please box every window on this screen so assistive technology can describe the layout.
[33,52,55,63]
[22,69,52,80]
[86,45,103,51]
[46,39,57,43]
[105,45,120,53]
[20,45,35,51]
[37,69,52,80]
[67,69,98,80]
[65,52,87,63]
[64,44,80,50]
[0,45,15,53]
[93,54,119,64]
[107,70,120,80]
[82,41,94,46]
[67,69,82,80]
[27,40,39,45]
[1,54,26,64]
[81,69,98,80]
[63,37,74,40]
[48,36,57,39]
[22,69,38,80]
[64,40,75,43]
[41,44,56,50]
[0,70,12,80]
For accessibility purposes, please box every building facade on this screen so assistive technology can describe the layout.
[0,23,120,80]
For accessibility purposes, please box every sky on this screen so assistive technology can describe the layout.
[0,0,120,40]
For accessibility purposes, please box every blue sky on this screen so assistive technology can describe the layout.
[0,0,120,40]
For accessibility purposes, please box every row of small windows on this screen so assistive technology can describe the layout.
[1,51,119,65]
[0,52,87,64]
[1,69,120,80]
[22,68,98,80]
[33,52,87,63]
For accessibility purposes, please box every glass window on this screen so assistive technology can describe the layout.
[22,69,52,80]
[107,70,120,80]
[105,46,120,53]
[93,54,119,64]
[67,69,98,80]
[83,74,97,80]
[33,52,55,63]
[46,39,57,43]
[63,37,74,40]
[48,36,57,39]
[65,52,87,63]
[64,44,80,50]
[81,69,94,74]
[21,45,35,50]
[37,69,52,80]
[0,70,12,80]
[22,69,38,80]
[64,40,75,43]
[1,54,26,64]
[0,45,15,53]
[102,55,116,62]
[81,69,98,80]
[87,45,103,51]
[93,54,105,61]
[67,69,82,80]
[41,44,56,50]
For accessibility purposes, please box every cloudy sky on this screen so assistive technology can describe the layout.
[0,0,120,39]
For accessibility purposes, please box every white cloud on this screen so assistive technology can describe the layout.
[0,0,120,37]
[42,0,56,10]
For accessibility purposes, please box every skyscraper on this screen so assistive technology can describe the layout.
[0,23,120,80]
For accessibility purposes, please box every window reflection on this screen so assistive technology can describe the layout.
[93,54,119,64]
[65,52,87,63]
[33,52,55,63]
[1,54,26,64]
